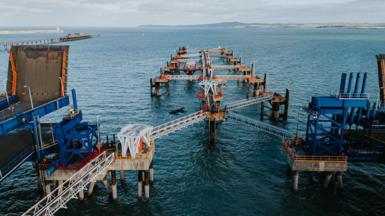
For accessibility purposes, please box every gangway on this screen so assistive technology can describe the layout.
[151,111,207,139]
[23,152,114,216]
[226,112,293,140]
[0,34,96,51]
[226,93,274,111]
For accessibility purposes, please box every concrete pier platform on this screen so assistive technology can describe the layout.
[284,140,348,172]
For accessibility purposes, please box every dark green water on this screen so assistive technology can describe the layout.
[1,27,385,215]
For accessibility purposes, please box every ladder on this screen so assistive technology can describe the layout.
[23,152,114,216]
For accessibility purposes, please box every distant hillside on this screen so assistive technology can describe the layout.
[139,22,385,29]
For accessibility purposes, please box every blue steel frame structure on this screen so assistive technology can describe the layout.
[305,73,372,156]
[0,89,98,181]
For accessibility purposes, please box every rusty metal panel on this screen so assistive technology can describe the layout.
[7,45,69,104]
[377,54,385,105]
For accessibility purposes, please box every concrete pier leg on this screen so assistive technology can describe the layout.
[253,83,258,96]
[283,89,290,121]
[112,184,117,200]
[57,180,63,193]
[111,171,117,200]
[263,73,267,91]
[45,183,51,196]
[144,170,150,200]
[323,173,333,189]
[120,170,125,183]
[102,178,110,193]
[149,163,154,184]
[260,102,264,121]
[137,171,143,199]
[208,120,216,145]
[155,83,160,96]
[293,171,299,191]
[336,172,343,188]
[88,181,96,196]
[79,182,84,201]
[150,78,154,96]
[272,102,280,121]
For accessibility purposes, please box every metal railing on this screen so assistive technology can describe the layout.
[227,112,293,139]
[226,93,273,111]
[0,34,96,52]
[162,74,251,81]
[338,93,369,99]
[151,111,206,139]
[211,65,240,70]
[0,38,61,51]
[164,75,201,80]
[283,140,347,162]
[213,75,249,80]
[23,152,114,216]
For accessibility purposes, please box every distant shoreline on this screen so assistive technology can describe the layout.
[139,22,385,29]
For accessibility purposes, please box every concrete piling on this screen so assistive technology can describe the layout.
[57,180,63,193]
[102,178,110,193]
[208,120,216,145]
[45,183,51,196]
[323,173,333,189]
[111,171,117,200]
[150,79,161,96]
[120,170,125,183]
[150,78,154,96]
[260,102,264,121]
[336,172,343,188]
[79,182,84,201]
[263,73,267,91]
[149,163,154,184]
[272,102,280,121]
[144,170,150,200]
[293,171,299,191]
[137,171,143,199]
[88,181,96,196]
[155,83,160,96]
[283,89,290,121]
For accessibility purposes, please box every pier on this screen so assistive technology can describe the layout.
[12,46,292,215]
[1,43,385,215]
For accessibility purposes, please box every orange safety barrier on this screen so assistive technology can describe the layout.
[160,74,169,80]
[138,137,143,152]
[9,52,17,96]
[257,90,273,96]
[60,49,68,96]
[283,140,347,162]
[196,92,206,100]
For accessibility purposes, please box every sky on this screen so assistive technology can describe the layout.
[0,0,384,27]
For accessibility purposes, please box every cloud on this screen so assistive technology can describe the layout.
[0,0,383,27]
